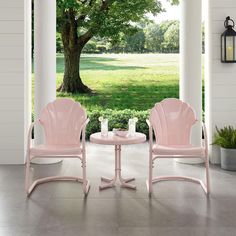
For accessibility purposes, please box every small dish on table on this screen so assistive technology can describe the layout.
[113,128,128,137]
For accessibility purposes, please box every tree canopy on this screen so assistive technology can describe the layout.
[57,0,163,41]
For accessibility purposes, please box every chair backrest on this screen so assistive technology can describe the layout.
[149,98,197,146]
[39,98,87,146]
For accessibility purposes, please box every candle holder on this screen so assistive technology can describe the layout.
[128,117,138,137]
[99,117,108,137]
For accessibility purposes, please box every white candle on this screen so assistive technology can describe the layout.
[227,46,233,61]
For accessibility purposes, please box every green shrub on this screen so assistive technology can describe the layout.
[213,126,236,149]
[87,109,149,139]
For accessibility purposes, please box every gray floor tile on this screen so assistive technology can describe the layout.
[118,227,236,236]
[31,226,119,236]
[37,198,118,228]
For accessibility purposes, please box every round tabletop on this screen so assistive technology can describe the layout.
[90,132,146,145]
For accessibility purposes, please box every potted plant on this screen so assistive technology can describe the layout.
[213,126,236,170]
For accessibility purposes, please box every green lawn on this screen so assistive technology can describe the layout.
[56,53,180,111]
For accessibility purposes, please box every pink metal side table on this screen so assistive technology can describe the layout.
[90,132,146,190]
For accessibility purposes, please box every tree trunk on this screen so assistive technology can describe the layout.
[58,11,92,93]
[59,46,91,93]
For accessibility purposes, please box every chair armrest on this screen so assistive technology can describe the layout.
[81,118,90,151]
[146,119,153,150]
[146,119,151,128]
[27,119,40,152]
[202,122,208,149]
[194,120,208,149]
[81,118,90,129]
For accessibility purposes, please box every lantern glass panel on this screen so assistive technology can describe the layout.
[226,36,234,61]
[222,36,225,60]
[234,37,236,60]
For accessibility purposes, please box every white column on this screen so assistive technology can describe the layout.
[24,0,32,162]
[177,0,203,164]
[34,0,58,163]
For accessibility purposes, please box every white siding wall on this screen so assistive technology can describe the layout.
[0,0,30,164]
[206,0,236,163]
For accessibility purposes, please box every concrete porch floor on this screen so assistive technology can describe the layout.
[0,142,236,236]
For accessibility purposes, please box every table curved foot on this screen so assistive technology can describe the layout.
[99,182,115,190]
[121,182,137,190]
[121,177,135,183]
[101,176,114,183]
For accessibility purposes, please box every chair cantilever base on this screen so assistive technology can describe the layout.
[26,176,90,197]
[146,175,209,196]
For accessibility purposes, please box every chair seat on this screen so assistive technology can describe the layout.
[152,144,205,156]
[30,144,83,157]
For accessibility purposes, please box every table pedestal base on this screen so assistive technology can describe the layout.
[99,145,136,190]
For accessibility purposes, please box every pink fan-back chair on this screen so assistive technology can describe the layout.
[25,98,90,196]
[146,98,210,195]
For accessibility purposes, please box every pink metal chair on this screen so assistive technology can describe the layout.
[146,98,210,196]
[25,98,90,196]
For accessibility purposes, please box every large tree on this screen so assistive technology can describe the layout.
[145,21,173,52]
[125,30,146,53]
[57,0,164,93]
[162,21,179,52]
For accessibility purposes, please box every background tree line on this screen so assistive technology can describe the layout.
[56,20,204,54]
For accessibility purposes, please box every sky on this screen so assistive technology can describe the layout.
[151,0,206,23]
[154,0,180,23]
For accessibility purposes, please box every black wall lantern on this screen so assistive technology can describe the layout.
[221,16,236,63]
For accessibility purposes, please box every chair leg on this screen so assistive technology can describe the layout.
[25,152,31,195]
[147,151,153,195]
[205,153,210,195]
[82,152,90,195]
